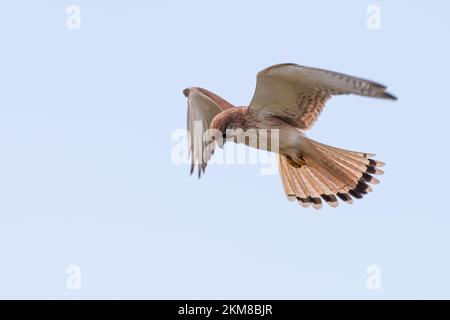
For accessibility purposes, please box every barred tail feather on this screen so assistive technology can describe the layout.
[278,138,384,209]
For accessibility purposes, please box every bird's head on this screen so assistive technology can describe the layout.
[210,114,231,149]
[210,109,245,149]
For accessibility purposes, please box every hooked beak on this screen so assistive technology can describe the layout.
[211,136,224,149]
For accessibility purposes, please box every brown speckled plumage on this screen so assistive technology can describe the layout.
[183,63,396,209]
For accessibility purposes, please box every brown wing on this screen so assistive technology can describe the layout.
[184,87,234,178]
[249,64,397,130]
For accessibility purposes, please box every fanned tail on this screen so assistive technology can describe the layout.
[278,138,384,209]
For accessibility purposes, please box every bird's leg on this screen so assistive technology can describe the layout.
[285,154,306,168]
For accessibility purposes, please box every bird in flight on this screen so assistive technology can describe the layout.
[183,63,396,209]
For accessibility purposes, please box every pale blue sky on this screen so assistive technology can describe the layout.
[0,0,449,299]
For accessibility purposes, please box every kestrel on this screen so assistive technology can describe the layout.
[183,64,396,209]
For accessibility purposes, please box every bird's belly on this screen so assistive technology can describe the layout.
[278,126,306,154]
[233,125,305,154]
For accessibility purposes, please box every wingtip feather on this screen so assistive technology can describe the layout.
[382,91,397,101]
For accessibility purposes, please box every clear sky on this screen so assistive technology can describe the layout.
[0,0,449,299]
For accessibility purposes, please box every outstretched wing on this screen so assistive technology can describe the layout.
[184,87,234,178]
[248,63,397,130]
